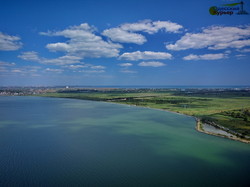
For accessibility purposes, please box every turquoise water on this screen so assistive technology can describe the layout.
[0,96,249,186]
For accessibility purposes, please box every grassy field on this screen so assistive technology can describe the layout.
[40,88,250,138]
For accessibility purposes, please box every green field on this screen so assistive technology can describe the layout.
[40,88,250,138]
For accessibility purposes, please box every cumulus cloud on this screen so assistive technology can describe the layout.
[238,48,250,53]
[11,69,22,73]
[118,62,135,73]
[119,63,133,67]
[102,28,146,45]
[65,64,88,69]
[119,51,172,61]
[18,51,82,65]
[166,26,250,51]
[18,51,108,73]
[0,63,42,77]
[152,21,183,33]
[138,61,166,67]
[0,32,22,51]
[78,70,105,73]
[91,65,106,69]
[183,53,227,60]
[18,51,41,62]
[40,23,122,58]
[64,64,105,70]
[0,61,16,67]
[45,68,64,73]
[0,61,16,73]
[120,69,137,73]
[119,20,183,34]
[235,54,246,58]
[102,20,183,44]
[43,55,82,65]
[2,65,42,76]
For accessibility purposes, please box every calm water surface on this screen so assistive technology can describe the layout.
[0,96,249,186]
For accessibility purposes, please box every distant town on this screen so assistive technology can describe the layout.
[1,86,250,96]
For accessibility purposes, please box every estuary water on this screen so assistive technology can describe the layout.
[0,96,249,186]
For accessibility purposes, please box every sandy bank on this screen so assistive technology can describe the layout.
[195,118,250,144]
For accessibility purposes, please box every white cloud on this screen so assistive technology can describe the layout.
[18,51,82,65]
[102,28,146,45]
[46,43,70,52]
[0,62,14,73]
[239,48,250,53]
[119,63,133,67]
[11,69,22,73]
[120,20,183,34]
[119,63,135,73]
[120,69,137,73]
[41,23,122,58]
[183,53,227,60]
[43,55,82,65]
[45,68,64,73]
[152,21,183,33]
[138,61,166,67]
[183,54,201,61]
[0,62,42,75]
[19,51,107,73]
[119,51,172,61]
[78,70,105,73]
[120,20,156,34]
[166,26,250,50]
[63,64,105,70]
[102,20,183,44]
[40,23,97,37]
[18,51,41,62]
[0,32,22,51]
[235,54,246,58]
[65,64,87,69]
[90,65,106,69]
[2,65,42,76]
[0,61,16,67]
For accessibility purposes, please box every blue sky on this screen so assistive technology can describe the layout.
[0,0,250,86]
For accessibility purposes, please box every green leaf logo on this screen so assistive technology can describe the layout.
[222,3,241,7]
[209,6,217,15]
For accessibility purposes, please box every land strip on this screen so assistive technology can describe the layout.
[196,118,250,143]
[1,87,250,143]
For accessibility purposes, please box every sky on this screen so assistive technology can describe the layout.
[0,0,250,86]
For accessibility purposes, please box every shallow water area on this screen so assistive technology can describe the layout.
[0,96,250,186]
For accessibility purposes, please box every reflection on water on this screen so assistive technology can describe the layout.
[0,96,250,186]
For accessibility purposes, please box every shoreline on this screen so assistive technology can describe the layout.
[123,103,250,144]
[195,118,250,144]
[34,95,250,144]
[106,100,250,144]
